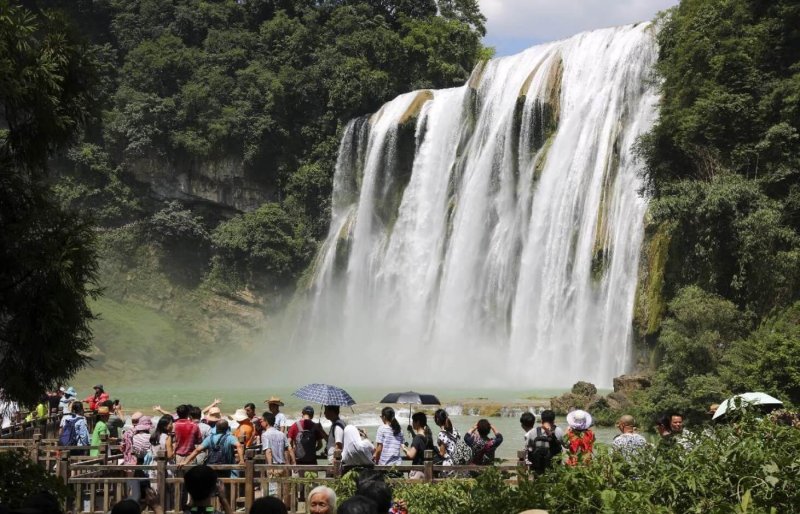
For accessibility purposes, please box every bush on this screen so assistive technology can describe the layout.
[0,450,71,507]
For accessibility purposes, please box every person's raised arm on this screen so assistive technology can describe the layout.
[202,399,221,415]
[152,405,170,416]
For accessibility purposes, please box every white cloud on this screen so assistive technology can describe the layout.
[480,0,679,55]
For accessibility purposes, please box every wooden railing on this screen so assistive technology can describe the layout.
[2,431,531,514]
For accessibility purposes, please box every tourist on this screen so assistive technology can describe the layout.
[668,412,693,449]
[123,415,153,501]
[89,405,111,457]
[84,385,110,412]
[355,473,406,513]
[174,404,202,465]
[611,414,648,459]
[149,414,176,490]
[182,465,233,514]
[262,412,292,464]
[288,406,326,464]
[59,387,77,415]
[58,401,90,454]
[249,497,288,514]
[205,406,222,430]
[265,397,287,433]
[402,412,435,479]
[191,406,212,464]
[464,419,503,465]
[373,407,404,466]
[324,405,346,463]
[201,398,222,422]
[563,409,594,466]
[708,403,720,418]
[24,395,48,422]
[341,425,375,473]
[121,412,144,465]
[434,408,462,467]
[106,400,125,439]
[232,408,256,448]
[261,411,292,505]
[47,388,64,415]
[655,414,672,439]
[307,485,337,514]
[179,419,243,478]
[245,402,264,443]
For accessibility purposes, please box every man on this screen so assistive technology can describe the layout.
[288,406,326,464]
[244,402,263,443]
[265,396,287,433]
[190,406,212,464]
[182,465,233,514]
[262,411,293,505]
[324,405,346,463]
[522,411,562,474]
[611,415,648,459]
[173,404,202,465]
[179,420,243,478]
[205,406,222,430]
[90,405,111,457]
[231,408,256,448]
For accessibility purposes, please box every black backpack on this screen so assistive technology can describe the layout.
[528,427,559,474]
[293,420,318,463]
[206,433,232,465]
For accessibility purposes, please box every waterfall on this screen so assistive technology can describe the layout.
[299,23,659,388]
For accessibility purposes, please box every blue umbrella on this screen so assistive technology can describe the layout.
[292,383,356,407]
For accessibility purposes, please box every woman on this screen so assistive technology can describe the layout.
[464,418,503,465]
[59,401,90,455]
[148,415,175,491]
[402,412,435,479]
[434,409,460,466]
[341,425,374,473]
[563,409,595,466]
[373,407,404,465]
[308,485,337,514]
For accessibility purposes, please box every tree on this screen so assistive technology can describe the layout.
[0,1,99,405]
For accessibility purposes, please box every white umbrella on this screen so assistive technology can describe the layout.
[712,392,783,420]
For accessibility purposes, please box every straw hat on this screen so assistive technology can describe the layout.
[96,406,111,416]
[264,396,284,406]
[230,408,250,422]
[206,407,222,422]
[566,409,593,430]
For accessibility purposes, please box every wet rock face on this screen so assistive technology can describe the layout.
[613,374,652,395]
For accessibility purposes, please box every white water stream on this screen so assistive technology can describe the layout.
[297,24,659,388]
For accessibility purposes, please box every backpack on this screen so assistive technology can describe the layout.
[527,427,559,474]
[446,432,473,465]
[293,420,318,463]
[206,433,233,465]
[59,416,81,446]
[132,432,152,458]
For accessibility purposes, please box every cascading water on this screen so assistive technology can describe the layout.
[298,23,659,388]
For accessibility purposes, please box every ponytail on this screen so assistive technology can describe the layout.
[434,408,453,433]
[382,407,402,436]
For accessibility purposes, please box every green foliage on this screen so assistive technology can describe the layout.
[0,450,72,507]
[720,302,800,406]
[333,419,800,513]
[147,201,212,285]
[211,202,313,289]
[0,0,99,405]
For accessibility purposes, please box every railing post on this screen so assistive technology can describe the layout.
[332,449,342,478]
[100,434,108,465]
[31,432,42,464]
[58,452,70,482]
[423,450,434,483]
[156,450,167,512]
[244,450,255,510]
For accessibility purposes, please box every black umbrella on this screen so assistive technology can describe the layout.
[379,391,441,427]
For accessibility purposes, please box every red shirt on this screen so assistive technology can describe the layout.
[173,418,201,456]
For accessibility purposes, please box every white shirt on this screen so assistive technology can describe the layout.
[1,400,19,428]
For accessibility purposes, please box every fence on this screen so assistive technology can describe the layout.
[1,433,531,514]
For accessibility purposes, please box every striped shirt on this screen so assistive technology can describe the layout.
[263,427,289,464]
[375,424,404,465]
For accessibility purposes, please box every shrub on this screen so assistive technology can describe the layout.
[0,450,71,507]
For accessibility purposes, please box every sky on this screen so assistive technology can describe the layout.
[479,0,680,56]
